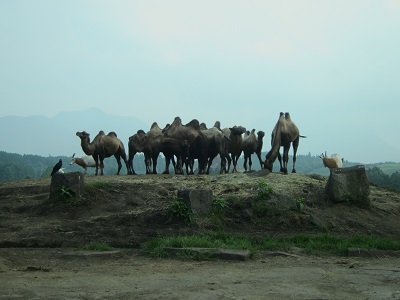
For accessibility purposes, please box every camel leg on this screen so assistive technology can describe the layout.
[291,137,299,173]
[115,155,122,175]
[152,153,159,174]
[93,155,99,176]
[243,154,248,171]
[257,152,263,169]
[277,152,284,173]
[163,156,171,174]
[233,154,240,173]
[121,150,130,175]
[282,146,290,174]
[128,151,136,175]
[99,156,105,175]
[249,155,253,171]
[219,153,227,174]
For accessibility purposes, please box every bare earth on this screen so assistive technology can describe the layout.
[1,171,400,299]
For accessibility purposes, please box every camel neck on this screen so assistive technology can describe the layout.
[81,138,95,155]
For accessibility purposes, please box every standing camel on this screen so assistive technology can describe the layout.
[76,130,129,175]
[241,129,265,171]
[222,125,246,173]
[263,112,305,174]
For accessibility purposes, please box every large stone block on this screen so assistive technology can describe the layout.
[177,189,213,216]
[49,172,85,200]
[325,165,370,206]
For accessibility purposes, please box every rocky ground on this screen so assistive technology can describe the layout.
[1,170,400,299]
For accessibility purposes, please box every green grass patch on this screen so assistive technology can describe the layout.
[143,232,400,259]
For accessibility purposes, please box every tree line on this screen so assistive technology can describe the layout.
[0,151,399,190]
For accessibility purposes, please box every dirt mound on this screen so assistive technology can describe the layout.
[1,171,400,249]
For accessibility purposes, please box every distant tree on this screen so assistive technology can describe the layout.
[389,171,400,190]
[367,167,390,187]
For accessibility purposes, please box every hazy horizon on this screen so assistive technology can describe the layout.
[1,1,399,163]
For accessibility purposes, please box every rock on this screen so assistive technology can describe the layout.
[49,172,85,200]
[325,165,370,207]
[177,189,213,216]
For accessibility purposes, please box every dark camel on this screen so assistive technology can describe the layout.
[241,129,265,171]
[222,125,246,173]
[160,117,207,175]
[127,129,146,175]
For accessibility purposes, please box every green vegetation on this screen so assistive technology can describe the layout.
[169,195,193,223]
[79,241,113,251]
[293,197,305,212]
[256,179,273,200]
[143,232,400,259]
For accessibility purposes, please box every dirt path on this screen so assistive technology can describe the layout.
[1,248,400,299]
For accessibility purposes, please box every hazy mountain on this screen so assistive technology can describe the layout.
[0,108,149,157]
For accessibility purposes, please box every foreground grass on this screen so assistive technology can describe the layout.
[142,232,400,259]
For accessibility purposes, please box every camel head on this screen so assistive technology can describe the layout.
[257,131,265,139]
[76,131,90,141]
[229,126,246,136]
[263,152,274,172]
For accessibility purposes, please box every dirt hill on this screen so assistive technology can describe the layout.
[1,170,400,249]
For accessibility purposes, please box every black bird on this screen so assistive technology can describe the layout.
[50,159,62,176]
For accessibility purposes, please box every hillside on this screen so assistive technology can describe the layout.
[1,171,399,249]
[1,171,400,299]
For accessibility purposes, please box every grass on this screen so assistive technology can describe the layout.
[84,181,116,195]
[142,232,400,259]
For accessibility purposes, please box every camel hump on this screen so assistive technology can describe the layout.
[150,122,159,129]
[98,130,106,135]
[108,131,118,137]
[251,129,256,133]
[213,121,221,130]
[137,129,146,135]
[186,119,200,130]
[200,123,208,130]
[284,112,292,121]
[172,117,182,126]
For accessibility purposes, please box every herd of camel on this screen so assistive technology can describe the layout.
[75,112,305,176]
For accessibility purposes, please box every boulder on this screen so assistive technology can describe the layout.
[49,172,85,200]
[177,189,213,216]
[325,165,370,207]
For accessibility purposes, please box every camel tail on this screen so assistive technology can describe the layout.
[300,135,307,138]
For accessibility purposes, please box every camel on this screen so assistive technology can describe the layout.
[160,117,207,175]
[76,130,129,175]
[127,129,147,175]
[241,129,265,172]
[222,125,246,173]
[196,121,228,174]
[140,122,176,174]
[263,112,305,174]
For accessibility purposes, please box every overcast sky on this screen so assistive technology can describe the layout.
[1,1,399,163]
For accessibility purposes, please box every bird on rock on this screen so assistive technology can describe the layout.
[50,159,63,176]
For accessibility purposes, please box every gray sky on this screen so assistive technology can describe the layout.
[1,1,399,163]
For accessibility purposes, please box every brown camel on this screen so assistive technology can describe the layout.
[141,122,176,174]
[127,129,146,175]
[76,130,129,175]
[241,129,265,172]
[160,117,207,175]
[263,112,305,174]
[198,121,228,174]
[222,125,246,173]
